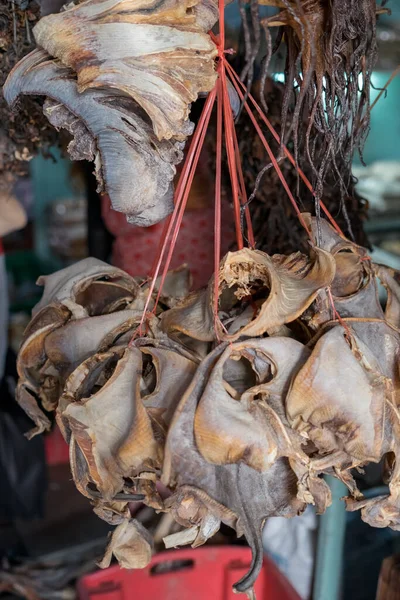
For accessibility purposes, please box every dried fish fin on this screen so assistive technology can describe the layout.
[161,288,215,342]
[153,265,192,308]
[16,383,51,439]
[98,519,153,570]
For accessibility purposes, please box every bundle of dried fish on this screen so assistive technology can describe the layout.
[15,233,400,597]
[257,0,386,203]
[4,0,219,225]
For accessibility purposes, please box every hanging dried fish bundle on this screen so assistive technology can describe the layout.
[239,0,388,224]
[3,0,219,225]
[15,223,400,596]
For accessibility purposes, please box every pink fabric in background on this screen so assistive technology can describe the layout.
[101,196,235,290]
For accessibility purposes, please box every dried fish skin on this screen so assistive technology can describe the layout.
[4,50,182,226]
[139,344,197,429]
[285,324,400,526]
[163,345,305,596]
[64,347,162,500]
[194,337,310,471]
[44,309,144,377]
[161,287,215,342]
[287,327,388,464]
[162,247,335,342]
[349,320,400,407]
[32,0,218,141]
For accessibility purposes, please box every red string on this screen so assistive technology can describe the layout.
[153,90,217,309]
[327,288,352,338]
[232,118,255,248]
[221,60,244,250]
[214,77,223,338]
[135,88,217,335]
[217,1,244,250]
[224,60,345,237]
[223,65,312,238]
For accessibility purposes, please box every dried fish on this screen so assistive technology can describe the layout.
[4,0,219,225]
[14,242,400,592]
[162,246,335,342]
[33,0,217,141]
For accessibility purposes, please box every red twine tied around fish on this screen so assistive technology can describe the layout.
[134,0,348,339]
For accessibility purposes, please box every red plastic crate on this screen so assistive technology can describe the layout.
[77,546,301,600]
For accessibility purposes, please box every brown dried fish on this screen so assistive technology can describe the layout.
[33,0,218,141]
[4,0,219,225]
[287,326,400,529]
[162,246,335,342]
[163,345,305,595]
